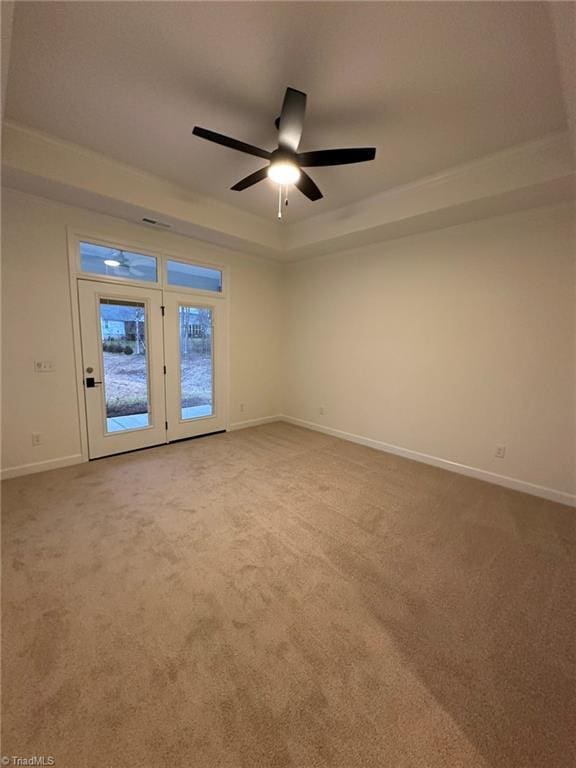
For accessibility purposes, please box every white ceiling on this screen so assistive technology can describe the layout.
[5,2,569,223]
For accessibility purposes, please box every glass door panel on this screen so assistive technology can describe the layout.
[179,306,214,421]
[100,299,151,432]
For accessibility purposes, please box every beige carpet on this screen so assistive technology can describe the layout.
[2,422,575,767]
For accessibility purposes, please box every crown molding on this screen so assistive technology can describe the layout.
[1,120,284,256]
[2,121,574,261]
[285,130,575,256]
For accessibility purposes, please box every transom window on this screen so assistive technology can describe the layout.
[166,259,222,293]
[80,242,158,283]
[78,240,224,295]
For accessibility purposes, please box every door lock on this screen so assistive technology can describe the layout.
[85,377,102,388]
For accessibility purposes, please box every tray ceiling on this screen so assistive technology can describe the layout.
[5,2,569,223]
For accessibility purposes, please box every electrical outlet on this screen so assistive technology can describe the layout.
[494,445,506,459]
[32,432,43,446]
[319,406,326,416]
[239,403,245,413]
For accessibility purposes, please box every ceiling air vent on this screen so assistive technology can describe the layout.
[142,217,171,229]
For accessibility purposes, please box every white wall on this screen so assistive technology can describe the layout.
[2,190,575,502]
[283,203,576,500]
[1,188,283,476]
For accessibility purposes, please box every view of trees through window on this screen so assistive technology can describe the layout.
[100,300,149,419]
[179,306,213,417]
[97,301,214,426]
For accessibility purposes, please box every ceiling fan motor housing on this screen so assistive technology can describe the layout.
[270,148,297,166]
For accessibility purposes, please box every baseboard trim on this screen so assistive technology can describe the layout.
[1,454,84,480]
[228,415,283,432]
[3,422,573,508]
[280,415,576,508]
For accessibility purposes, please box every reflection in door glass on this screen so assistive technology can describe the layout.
[100,299,150,432]
[179,306,213,420]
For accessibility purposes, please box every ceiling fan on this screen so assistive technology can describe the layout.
[192,87,376,204]
[103,250,147,278]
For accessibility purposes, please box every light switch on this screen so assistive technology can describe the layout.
[34,360,55,373]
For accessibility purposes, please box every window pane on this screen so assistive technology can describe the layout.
[80,242,157,283]
[100,299,150,432]
[167,260,222,293]
[179,306,213,420]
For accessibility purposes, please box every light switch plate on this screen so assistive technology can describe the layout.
[34,360,55,373]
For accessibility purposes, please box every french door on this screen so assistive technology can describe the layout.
[78,279,226,459]
[163,293,225,442]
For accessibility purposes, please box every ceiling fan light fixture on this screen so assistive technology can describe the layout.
[267,160,301,186]
[104,259,121,267]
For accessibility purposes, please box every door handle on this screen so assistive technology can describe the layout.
[85,377,102,388]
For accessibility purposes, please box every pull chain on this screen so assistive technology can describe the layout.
[276,186,290,219]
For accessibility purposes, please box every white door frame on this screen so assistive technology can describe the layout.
[66,228,229,463]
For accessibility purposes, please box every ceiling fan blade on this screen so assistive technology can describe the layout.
[297,147,376,167]
[230,166,269,191]
[192,126,271,160]
[295,170,323,201]
[278,87,307,152]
